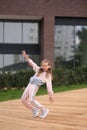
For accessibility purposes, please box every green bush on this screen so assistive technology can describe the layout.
[53,66,87,86]
[0,66,87,90]
[0,69,34,90]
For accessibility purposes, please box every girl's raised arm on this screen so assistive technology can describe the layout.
[22,50,39,71]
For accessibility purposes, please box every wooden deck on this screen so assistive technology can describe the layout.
[0,88,87,130]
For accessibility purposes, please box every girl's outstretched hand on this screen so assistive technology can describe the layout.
[22,50,26,57]
[49,95,54,103]
[22,50,29,60]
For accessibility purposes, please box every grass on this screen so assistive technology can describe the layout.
[0,89,23,102]
[0,84,87,102]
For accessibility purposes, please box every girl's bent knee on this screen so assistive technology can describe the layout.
[29,98,34,104]
[21,97,25,103]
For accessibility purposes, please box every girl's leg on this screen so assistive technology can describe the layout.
[28,84,45,110]
[29,84,49,118]
[21,83,35,110]
[21,83,49,118]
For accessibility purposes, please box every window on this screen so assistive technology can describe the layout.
[0,22,3,43]
[0,20,40,71]
[55,17,87,68]
[23,23,38,44]
[0,21,39,44]
[4,22,22,43]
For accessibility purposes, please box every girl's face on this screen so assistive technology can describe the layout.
[41,62,50,72]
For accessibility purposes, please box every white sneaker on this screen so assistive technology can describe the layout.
[32,108,40,117]
[40,109,49,119]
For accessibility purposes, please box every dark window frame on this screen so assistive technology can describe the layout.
[55,17,87,26]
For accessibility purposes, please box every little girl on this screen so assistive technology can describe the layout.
[21,50,54,119]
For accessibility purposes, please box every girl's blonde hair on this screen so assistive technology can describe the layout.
[37,59,52,79]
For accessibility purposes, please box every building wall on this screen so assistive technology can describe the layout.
[0,0,87,66]
[0,0,87,17]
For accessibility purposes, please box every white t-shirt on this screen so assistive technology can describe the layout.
[28,59,53,96]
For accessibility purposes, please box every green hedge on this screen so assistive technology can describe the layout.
[0,66,87,90]
[53,66,87,86]
[0,69,34,90]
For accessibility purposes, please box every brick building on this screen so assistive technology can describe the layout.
[0,0,87,68]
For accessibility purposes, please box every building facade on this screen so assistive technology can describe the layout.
[0,0,87,69]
